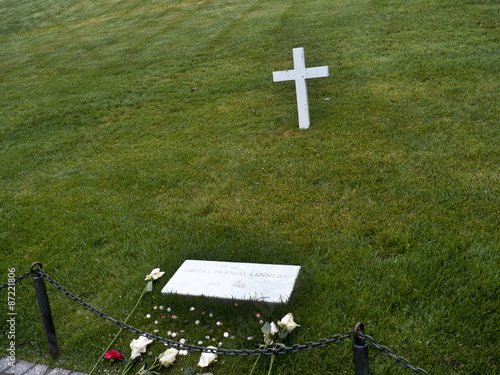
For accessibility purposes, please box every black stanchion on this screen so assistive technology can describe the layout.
[353,322,370,375]
[32,263,59,359]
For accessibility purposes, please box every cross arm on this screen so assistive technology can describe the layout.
[304,66,329,79]
[273,70,295,82]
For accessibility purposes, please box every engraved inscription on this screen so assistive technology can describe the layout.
[183,268,287,279]
[232,281,245,288]
[162,260,301,303]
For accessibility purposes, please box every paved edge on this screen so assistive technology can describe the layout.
[0,358,88,375]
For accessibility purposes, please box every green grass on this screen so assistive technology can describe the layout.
[1,0,498,373]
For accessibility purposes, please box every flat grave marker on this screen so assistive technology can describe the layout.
[273,47,329,129]
[161,260,301,303]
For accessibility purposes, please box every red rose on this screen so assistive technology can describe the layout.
[104,350,123,361]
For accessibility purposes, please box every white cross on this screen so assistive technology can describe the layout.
[273,47,329,129]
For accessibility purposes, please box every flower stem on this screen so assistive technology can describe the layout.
[142,361,162,374]
[267,354,275,375]
[121,361,134,375]
[249,354,261,375]
[89,285,148,375]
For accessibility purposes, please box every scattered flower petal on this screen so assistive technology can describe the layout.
[223,332,229,338]
[190,307,195,311]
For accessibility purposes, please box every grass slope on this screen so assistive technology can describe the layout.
[1,0,499,373]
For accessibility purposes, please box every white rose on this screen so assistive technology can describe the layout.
[159,348,178,367]
[145,268,165,281]
[278,313,300,333]
[197,346,217,367]
[130,336,154,359]
[270,322,279,335]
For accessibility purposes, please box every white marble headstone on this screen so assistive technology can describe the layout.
[161,260,301,303]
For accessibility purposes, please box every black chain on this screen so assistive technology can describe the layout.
[0,268,428,373]
[359,333,428,374]
[0,269,34,291]
[37,268,352,356]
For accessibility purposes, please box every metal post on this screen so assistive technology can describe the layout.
[32,263,59,359]
[353,322,370,375]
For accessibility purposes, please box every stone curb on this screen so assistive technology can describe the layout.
[0,358,88,375]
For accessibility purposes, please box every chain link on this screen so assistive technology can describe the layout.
[359,333,429,374]
[0,269,34,291]
[0,268,428,373]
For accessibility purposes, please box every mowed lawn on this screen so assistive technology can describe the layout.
[0,0,498,374]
